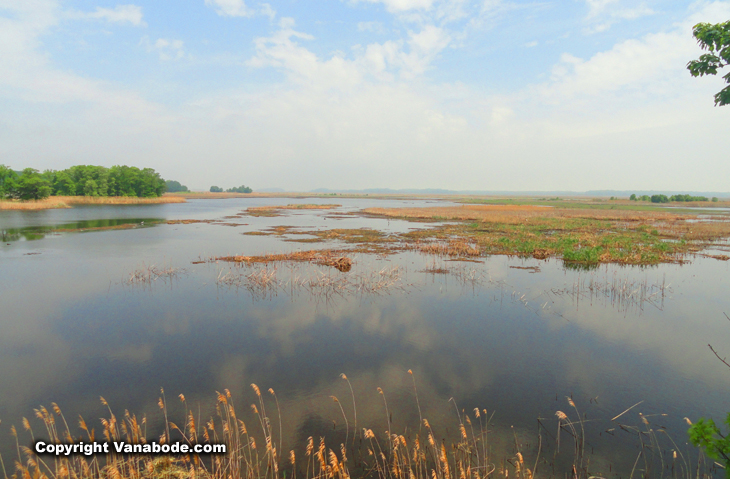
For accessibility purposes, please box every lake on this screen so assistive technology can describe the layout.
[1,198,729,477]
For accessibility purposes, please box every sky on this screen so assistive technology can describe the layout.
[0,0,729,192]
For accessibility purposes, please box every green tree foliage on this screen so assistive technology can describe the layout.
[650,194,670,203]
[688,414,730,474]
[640,195,651,201]
[669,194,709,202]
[165,180,189,192]
[0,164,17,198]
[1,164,167,200]
[687,21,730,106]
[629,194,637,201]
[210,186,223,192]
[226,185,252,193]
[14,168,52,200]
[713,197,720,202]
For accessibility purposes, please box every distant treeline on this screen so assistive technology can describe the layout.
[630,193,719,203]
[165,180,189,192]
[210,185,253,193]
[0,164,166,200]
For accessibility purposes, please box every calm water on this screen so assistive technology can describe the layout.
[1,198,729,476]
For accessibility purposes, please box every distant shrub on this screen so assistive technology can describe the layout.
[210,186,223,193]
[165,180,189,193]
[651,194,670,203]
[226,185,252,193]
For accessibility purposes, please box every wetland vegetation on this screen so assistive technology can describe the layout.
[2,196,730,479]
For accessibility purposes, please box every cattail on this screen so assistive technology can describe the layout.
[567,397,575,408]
[516,452,523,464]
[52,403,61,415]
[474,408,480,418]
[290,450,296,465]
[460,424,467,440]
[251,384,261,397]
[306,437,314,456]
[251,404,258,414]
[158,398,164,410]
[556,411,568,421]
[179,394,185,402]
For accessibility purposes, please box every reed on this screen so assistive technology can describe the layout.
[3,381,716,479]
[61,195,187,206]
[0,195,185,211]
[0,198,71,210]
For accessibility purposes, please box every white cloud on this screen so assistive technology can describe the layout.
[358,21,387,34]
[140,36,185,61]
[352,0,437,13]
[204,0,253,17]
[259,3,276,20]
[583,0,654,33]
[83,4,145,26]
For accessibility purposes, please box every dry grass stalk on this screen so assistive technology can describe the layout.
[215,250,353,272]
[126,264,186,285]
[414,240,481,257]
[0,198,71,210]
[0,195,185,211]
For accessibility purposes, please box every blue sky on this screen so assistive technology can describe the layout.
[1,0,729,191]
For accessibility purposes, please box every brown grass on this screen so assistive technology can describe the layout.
[5,382,712,479]
[0,195,185,210]
[0,198,71,210]
[361,205,730,266]
[363,205,689,224]
[215,250,353,271]
[414,239,481,257]
[244,204,341,217]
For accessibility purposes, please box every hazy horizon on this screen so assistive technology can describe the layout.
[1,1,729,192]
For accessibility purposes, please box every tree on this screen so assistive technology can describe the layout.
[226,185,252,193]
[629,194,637,201]
[165,180,189,193]
[0,164,17,198]
[15,168,52,200]
[210,186,223,193]
[687,21,730,106]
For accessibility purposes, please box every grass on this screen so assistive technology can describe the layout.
[243,205,341,217]
[361,205,730,266]
[3,377,719,479]
[0,195,186,210]
[214,250,354,272]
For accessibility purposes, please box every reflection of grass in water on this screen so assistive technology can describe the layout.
[216,263,403,302]
[7,378,711,479]
[126,263,187,285]
[2,219,164,242]
[244,204,341,217]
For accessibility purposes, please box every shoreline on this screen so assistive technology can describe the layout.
[0,194,187,211]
